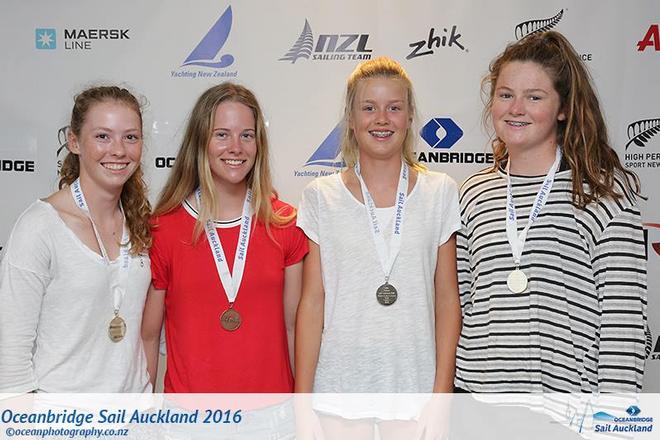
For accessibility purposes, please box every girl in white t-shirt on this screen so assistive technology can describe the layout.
[295,56,461,438]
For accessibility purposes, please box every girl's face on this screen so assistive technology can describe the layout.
[350,77,411,162]
[491,61,565,157]
[207,101,257,190]
[68,100,142,193]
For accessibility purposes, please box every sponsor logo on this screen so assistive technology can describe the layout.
[279,19,372,63]
[652,335,660,361]
[56,126,69,171]
[416,117,492,164]
[592,406,654,433]
[515,9,563,40]
[406,25,466,60]
[623,118,660,169]
[35,28,56,49]
[638,24,660,51]
[0,160,35,172]
[155,157,176,168]
[293,123,343,177]
[172,6,238,79]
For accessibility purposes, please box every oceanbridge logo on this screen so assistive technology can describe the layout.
[279,19,372,63]
[416,117,492,165]
[515,9,563,40]
[172,6,237,79]
[592,405,653,433]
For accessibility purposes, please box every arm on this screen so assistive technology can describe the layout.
[283,261,303,373]
[593,209,647,392]
[294,240,324,392]
[433,234,462,393]
[141,284,165,389]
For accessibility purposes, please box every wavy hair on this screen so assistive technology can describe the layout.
[59,86,152,255]
[483,31,641,207]
[153,82,294,240]
[340,56,425,172]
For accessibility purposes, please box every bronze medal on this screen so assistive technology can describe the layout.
[108,315,126,342]
[376,282,397,306]
[220,308,241,331]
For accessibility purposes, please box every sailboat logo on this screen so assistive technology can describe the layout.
[182,6,235,69]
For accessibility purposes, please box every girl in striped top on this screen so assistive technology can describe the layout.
[455,31,648,392]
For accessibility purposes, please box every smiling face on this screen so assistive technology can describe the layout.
[491,61,565,159]
[68,100,142,193]
[349,77,411,162]
[206,100,257,191]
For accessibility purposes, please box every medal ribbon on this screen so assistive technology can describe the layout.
[196,188,253,304]
[505,147,562,266]
[354,161,409,283]
[70,178,130,315]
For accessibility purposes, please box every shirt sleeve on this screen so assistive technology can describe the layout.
[284,222,309,267]
[149,217,171,291]
[438,175,461,246]
[592,207,647,392]
[296,180,320,244]
[0,207,52,393]
[456,185,473,315]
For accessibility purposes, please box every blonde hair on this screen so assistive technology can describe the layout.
[59,86,151,255]
[153,82,294,240]
[483,31,641,207]
[340,56,425,172]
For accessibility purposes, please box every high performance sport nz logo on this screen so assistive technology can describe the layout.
[515,9,563,40]
[623,118,660,170]
[592,406,654,433]
[416,117,492,165]
[172,5,238,79]
[293,123,344,178]
[279,19,372,63]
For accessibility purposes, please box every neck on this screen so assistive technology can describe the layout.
[212,179,249,221]
[78,174,122,219]
[357,155,402,188]
[508,144,558,176]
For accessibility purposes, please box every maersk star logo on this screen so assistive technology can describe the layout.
[279,19,314,63]
[182,6,234,68]
[304,123,344,167]
[35,28,56,49]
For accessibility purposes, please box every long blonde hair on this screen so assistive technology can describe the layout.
[483,31,641,207]
[59,86,152,255]
[340,56,425,172]
[153,82,294,240]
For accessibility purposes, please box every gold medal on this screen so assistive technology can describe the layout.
[220,308,241,331]
[108,314,126,342]
[507,269,528,294]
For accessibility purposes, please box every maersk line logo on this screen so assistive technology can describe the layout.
[515,9,564,40]
[36,28,56,49]
[181,6,234,69]
[304,123,344,167]
[279,19,372,63]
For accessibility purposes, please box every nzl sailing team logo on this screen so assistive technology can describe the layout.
[515,9,564,40]
[172,5,237,78]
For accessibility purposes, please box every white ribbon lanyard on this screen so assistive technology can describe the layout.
[70,178,130,315]
[195,188,253,305]
[505,147,562,267]
[354,161,409,283]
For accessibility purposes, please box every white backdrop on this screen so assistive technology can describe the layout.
[1,0,659,389]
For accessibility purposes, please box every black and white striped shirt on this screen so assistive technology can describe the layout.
[455,167,647,392]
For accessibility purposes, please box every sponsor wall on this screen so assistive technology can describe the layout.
[1,0,659,389]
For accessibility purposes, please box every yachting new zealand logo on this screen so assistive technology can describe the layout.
[293,123,344,178]
[515,9,563,40]
[35,28,56,49]
[172,5,237,79]
[279,19,372,63]
[623,118,660,170]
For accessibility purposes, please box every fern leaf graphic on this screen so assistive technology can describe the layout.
[515,10,563,40]
[626,118,660,149]
[279,19,314,63]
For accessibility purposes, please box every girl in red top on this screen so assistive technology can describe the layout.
[141,83,307,393]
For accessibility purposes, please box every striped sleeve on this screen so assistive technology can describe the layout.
[592,207,647,392]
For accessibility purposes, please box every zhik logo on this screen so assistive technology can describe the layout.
[515,9,563,40]
[304,123,344,167]
[407,25,466,60]
[279,19,372,63]
[36,28,56,49]
[182,6,234,68]
[638,24,660,51]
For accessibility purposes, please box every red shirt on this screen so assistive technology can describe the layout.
[150,198,308,393]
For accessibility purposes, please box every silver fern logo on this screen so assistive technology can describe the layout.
[279,19,313,63]
[515,9,564,40]
[626,119,660,149]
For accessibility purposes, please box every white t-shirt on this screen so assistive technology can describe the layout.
[297,170,460,397]
[0,200,151,393]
